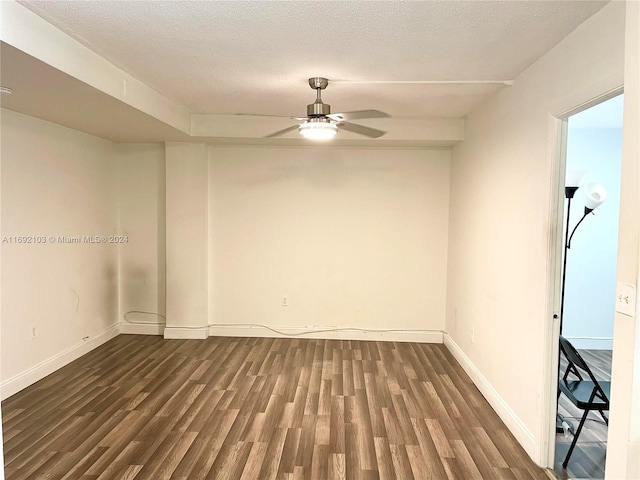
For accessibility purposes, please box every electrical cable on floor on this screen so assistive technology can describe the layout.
[122,315,440,337]
[211,323,440,337]
[123,310,167,324]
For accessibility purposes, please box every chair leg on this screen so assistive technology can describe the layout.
[562,409,589,468]
[600,410,609,425]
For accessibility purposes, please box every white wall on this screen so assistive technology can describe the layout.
[0,112,169,394]
[1,108,6,479]
[208,146,450,339]
[563,100,623,349]
[445,1,625,463]
[164,142,209,339]
[1,109,119,397]
[116,143,166,333]
[607,1,640,478]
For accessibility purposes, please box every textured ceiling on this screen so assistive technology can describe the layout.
[16,0,608,120]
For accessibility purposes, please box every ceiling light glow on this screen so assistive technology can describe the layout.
[298,119,338,140]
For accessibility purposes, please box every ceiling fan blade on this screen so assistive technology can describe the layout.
[236,113,303,120]
[236,113,286,117]
[265,124,299,138]
[328,110,390,121]
[339,121,386,138]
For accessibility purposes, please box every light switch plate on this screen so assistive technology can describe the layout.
[615,283,636,317]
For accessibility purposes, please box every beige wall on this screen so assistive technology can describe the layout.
[207,146,450,336]
[1,109,118,394]
[0,111,170,397]
[164,143,209,338]
[1,108,5,479]
[445,1,626,463]
[116,143,166,330]
[607,1,640,478]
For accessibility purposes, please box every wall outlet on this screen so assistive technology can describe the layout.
[281,296,289,307]
[616,283,636,317]
[31,327,37,340]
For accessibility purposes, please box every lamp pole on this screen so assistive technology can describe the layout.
[557,186,578,433]
[560,186,578,335]
[560,189,603,333]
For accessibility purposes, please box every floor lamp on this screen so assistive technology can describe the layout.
[557,177,607,434]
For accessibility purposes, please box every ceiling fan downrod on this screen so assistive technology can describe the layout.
[307,77,331,117]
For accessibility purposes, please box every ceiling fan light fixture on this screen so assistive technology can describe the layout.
[264,77,388,139]
[298,118,338,140]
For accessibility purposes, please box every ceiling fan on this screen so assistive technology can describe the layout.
[263,77,390,140]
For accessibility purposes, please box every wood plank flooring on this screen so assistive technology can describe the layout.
[554,349,611,480]
[2,335,551,479]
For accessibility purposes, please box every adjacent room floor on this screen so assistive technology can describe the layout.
[2,335,551,479]
[554,349,611,479]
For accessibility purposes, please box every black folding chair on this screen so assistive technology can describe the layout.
[557,335,610,468]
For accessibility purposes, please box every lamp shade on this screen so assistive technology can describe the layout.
[584,183,607,211]
[299,119,338,140]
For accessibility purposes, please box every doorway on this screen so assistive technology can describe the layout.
[553,94,624,479]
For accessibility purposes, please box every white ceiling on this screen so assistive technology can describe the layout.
[2,0,608,144]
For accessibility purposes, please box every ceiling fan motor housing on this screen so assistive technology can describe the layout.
[307,101,331,117]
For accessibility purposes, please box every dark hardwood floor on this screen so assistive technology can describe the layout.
[554,349,611,480]
[3,335,551,479]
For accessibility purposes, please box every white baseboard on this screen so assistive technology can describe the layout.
[164,326,209,340]
[121,322,165,336]
[209,324,444,343]
[563,336,613,350]
[0,323,121,400]
[443,333,536,460]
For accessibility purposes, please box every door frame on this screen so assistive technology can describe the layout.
[542,84,624,469]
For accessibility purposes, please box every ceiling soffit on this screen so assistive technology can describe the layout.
[1,1,608,144]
